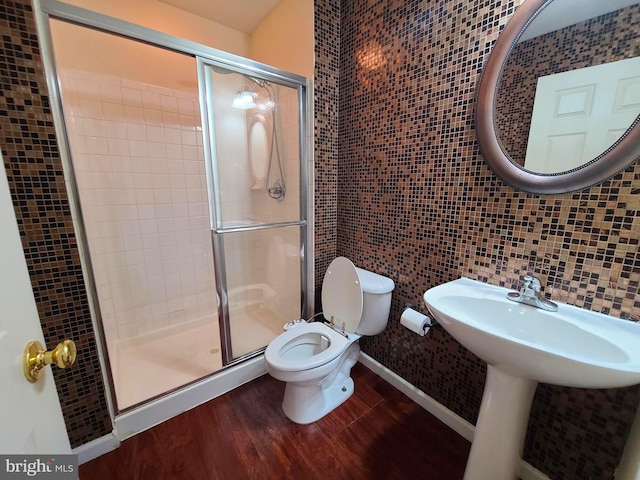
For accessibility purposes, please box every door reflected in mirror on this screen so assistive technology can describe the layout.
[495,0,640,174]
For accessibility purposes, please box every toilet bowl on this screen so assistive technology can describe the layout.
[265,257,394,424]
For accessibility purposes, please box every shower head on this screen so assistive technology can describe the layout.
[232,85,258,109]
[211,65,284,201]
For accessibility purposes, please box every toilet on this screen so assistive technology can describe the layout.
[264,257,394,424]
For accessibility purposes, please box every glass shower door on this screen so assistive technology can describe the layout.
[49,21,222,410]
[200,62,308,362]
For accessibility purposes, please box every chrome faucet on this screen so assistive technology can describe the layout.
[507,275,558,312]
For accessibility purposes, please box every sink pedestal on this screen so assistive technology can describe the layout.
[464,365,538,480]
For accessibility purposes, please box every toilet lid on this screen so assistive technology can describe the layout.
[321,257,363,334]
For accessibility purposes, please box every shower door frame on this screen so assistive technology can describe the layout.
[33,0,314,412]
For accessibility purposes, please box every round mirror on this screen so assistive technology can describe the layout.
[476,0,640,194]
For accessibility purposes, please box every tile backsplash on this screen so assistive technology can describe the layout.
[313,0,340,296]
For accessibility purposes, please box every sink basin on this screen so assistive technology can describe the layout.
[423,277,640,389]
[423,277,640,480]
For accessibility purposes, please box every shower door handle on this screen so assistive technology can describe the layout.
[23,339,77,383]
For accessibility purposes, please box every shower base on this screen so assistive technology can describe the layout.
[230,303,285,358]
[111,303,284,410]
[112,316,222,409]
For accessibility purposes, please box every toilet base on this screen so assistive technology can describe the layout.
[281,342,360,424]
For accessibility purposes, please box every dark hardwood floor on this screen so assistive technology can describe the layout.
[80,363,470,479]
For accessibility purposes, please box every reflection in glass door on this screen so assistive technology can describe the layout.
[202,64,307,362]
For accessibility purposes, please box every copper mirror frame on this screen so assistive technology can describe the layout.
[476,0,640,194]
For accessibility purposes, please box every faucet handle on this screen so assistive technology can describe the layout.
[523,275,541,292]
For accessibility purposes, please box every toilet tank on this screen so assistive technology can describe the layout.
[354,267,395,335]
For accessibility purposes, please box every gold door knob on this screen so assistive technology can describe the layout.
[23,339,77,383]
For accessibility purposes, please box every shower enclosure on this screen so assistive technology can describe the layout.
[37,2,311,411]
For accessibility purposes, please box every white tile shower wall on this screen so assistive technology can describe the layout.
[250,86,301,225]
[210,72,252,224]
[265,227,302,317]
[59,69,217,342]
[223,228,301,320]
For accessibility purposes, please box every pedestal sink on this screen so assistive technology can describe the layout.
[423,277,640,480]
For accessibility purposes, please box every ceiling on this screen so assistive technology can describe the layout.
[158,0,284,34]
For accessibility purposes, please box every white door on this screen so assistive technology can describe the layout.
[0,151,71,454]
[525,56,640,173]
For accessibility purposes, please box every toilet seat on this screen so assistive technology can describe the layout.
[264,322,350,372]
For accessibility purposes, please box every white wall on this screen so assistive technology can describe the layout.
[60,0,313,81]
[63,0,249,56]
[208,72,252,224]
[208,70,302,316]
[250,0,315,78]
[58,66,302,343]
[52,0,250,96]
[248,85,301,224]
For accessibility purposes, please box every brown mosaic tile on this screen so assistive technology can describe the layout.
[314,0,340,304]
[330,0,640,478]
[0,0,111,447]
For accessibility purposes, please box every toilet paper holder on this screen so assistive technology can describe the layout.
[403,303,438,328]
[399,305,433,336]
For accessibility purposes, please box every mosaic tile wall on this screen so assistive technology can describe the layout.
[314,0,340,300]
[0,0,111,446]
[497,4,640,165]
[331,0,640,479]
